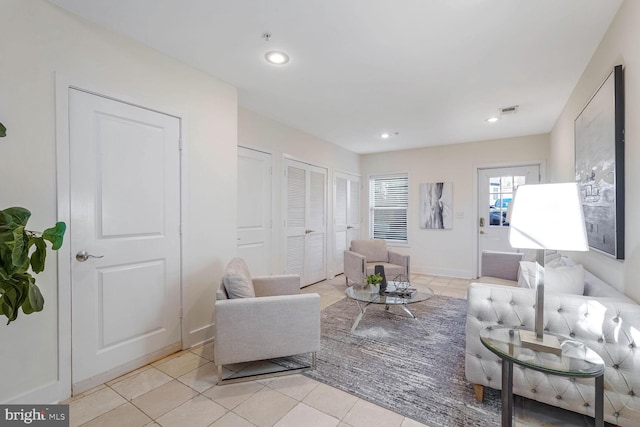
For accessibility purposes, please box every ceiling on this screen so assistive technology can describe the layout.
[48,0,623,154]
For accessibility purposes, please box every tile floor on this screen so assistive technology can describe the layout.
[64,274,600,427]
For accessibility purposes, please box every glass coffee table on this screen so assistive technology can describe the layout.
[345,282,434,332]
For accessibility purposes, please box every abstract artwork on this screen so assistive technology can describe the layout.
[420,182,453,229]
[574,65,624,259]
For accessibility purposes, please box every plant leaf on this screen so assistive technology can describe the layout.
[10,226,28,268]
[30,238,47,274]
[22,277,44,315]
[0,207,31,227]
[42,222,66,250]
[0,122,5,138]
[0,277,27,324]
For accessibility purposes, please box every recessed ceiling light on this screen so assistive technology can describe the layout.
[265,51,290,65]
[486,117,500,123]
[380,132,391,139]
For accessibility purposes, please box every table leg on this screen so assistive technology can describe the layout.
[501,358,513,427]
[351,302,369,332]
[595,374,604,427]
[401,305,416,318]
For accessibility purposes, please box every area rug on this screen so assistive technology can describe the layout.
[298,295,502,426]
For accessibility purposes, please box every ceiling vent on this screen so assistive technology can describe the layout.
[499,105,519,115]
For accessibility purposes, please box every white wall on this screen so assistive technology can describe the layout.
[550,0,640,302]
[0,0,237,403]
[238,107,360,277]
[361,134,549,278]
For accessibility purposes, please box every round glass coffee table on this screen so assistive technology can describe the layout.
[345,282,434,332]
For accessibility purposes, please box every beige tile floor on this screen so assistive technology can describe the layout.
[64,274,597,427]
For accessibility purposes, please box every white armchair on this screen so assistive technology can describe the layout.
[214,258,321,384]
[344,239,410,285]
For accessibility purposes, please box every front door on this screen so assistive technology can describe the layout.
[69,89,182,393]
[477,165,540,275]
[285,159,327,286]
[237,147,272,275]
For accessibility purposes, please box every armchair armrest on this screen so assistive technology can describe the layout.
[480,250,523,281]
[252,274,300,297]
[214,293,321,366]
[388,250,410,277]
[344,250,366,284]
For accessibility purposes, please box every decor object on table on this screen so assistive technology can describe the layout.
[419,182,453,229]
[0,207,66,324]
[575,64,624,259]
[344,239,409,286]
[0,122,6,137]
[374,264,387,294]
[214,257,320,384]
[508,183,588,354]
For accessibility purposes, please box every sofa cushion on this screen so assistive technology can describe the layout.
[518,261,585,295]
[351,239,388,262]
[223,257,255,299]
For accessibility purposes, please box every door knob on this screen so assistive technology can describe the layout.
[480,230,485,235]
[346,226,354,229]
[305,229,315,234]
[76,251,104,262]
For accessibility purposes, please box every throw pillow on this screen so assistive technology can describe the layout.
[223,258,255,298]
[517,261,585,295]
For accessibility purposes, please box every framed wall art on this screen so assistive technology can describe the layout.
[419,182,453,230]
[574,65,625,259]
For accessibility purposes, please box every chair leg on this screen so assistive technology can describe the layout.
[312,352,317,369]
[217,365,223,386]
[473,384,485,402]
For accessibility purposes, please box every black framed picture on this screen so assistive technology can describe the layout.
[574,65,625,259]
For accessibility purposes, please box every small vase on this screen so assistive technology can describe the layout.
[369,283,380,293]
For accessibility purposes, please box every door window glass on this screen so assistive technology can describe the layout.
[488,176,525,226]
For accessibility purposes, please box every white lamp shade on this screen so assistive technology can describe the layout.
[508,183,588,251]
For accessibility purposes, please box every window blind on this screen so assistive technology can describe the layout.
[369,174,408,242]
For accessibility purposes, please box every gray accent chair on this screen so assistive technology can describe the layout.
[344,239,410,285]
[214,258,321,384]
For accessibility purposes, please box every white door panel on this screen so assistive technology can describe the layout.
[238,147,272,275]
[333,173,360,274]
[285,160,327,286]
[477,165,540,276]
[70,89,181,392]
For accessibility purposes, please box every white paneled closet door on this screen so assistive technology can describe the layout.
[334,173,360,274]
[285,159,327,286]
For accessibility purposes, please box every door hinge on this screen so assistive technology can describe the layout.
[180,308,184,319]
[179,224,183,236]
[178,138,183,151]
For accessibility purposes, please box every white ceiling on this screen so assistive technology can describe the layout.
[49,0,622,154]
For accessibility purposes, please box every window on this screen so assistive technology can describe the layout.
[369,173,408,242]
[488,175,525,226]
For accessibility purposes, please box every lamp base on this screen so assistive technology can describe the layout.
[519,330,562,356]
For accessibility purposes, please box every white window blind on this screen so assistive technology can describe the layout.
[369,173,408,242]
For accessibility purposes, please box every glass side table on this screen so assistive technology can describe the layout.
[480,326,605,427]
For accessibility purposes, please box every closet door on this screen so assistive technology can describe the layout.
[285,159,327,286]
[334,173,360,274]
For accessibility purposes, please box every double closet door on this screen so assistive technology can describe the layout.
[285,159,327,286]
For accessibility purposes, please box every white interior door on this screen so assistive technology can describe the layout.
[334,173,360,275]
[285,159,327,286]
[70,89,182,393]
[237,147,272,275]
[477,165,540,275]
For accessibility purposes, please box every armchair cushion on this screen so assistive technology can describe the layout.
[351,239,388,262]
[222,257,255,299]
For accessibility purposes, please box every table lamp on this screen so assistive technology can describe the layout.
[508,183,589,354]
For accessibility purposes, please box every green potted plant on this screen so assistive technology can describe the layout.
[366,273,383,292]
[0,207,66,324]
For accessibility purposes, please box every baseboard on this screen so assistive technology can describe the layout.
[72,342,181,395]
[412,265,474,279]
[188,322,214,348]
[3,380,61,405]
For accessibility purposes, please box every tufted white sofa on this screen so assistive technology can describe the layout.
[466,251,640,426]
